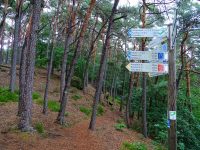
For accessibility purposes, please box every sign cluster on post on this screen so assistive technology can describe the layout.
[126,28,168,77]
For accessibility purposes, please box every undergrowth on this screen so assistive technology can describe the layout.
[120,141,147,150]
[0,87,18,102]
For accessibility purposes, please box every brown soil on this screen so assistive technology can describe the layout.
[0,67,154,150]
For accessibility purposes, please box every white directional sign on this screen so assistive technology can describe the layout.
[128,28,167,38]
[148,72,167,77]
[126,63,168,73]
[148,37,167,48]
[127,50,168,62]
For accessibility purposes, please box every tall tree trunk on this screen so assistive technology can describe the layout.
[83,14,99,92]
[126,73,134,128]
[176,32,188,90]
[43,0,60,115]
[57,0,96,125]
[0,0,8,65]
[10,0,24,92]
[89,0,119,130]
[141,0,147,138]
[18,0,43,131]
[60,0,77,102]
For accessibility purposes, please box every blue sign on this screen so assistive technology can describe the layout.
[162,43,168,51]
[158,53,164,60]
[167,119,170,128]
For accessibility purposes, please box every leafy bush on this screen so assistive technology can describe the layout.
[35,122,45,134]
[71,76,83,90]
[79,106,91,116]
[0,88,18,102]
[97,105,104,116]
[72,94,82,101]
[114,123,126,131]
[121,141,147,150]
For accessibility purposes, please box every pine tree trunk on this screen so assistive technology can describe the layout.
[43,0,60,114]
[83,15,99,93]
[126,73,134,128]
[18,1,43,131]
[141,0,147,138]
[57,0,96,125]
[10,0,23,92]
[60,2,76,102]
[89,0,119,130]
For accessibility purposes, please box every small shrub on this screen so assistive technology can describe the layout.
[48,100,60,112]
[121,141,147,150]
[79,106,91,116]
[97,105,104,116]
[35,122,45,134]
[0,88,18,102]
[33,99,60,112]
[114,123,126,131]
[72,94,82,101]
[32,92,41,100]
[71,76,83,90]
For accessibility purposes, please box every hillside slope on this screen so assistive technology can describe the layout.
[0,67,155,150]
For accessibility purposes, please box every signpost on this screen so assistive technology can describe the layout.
[148,37,167,48]
[128,28,167,37]
[148,72,167,77]
[127,50,168,62]
[126,63,168,73]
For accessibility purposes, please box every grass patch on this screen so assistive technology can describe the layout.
[114,123,126,131]
[0,87,18,102]
[72,94,82,101]
[79,106,91,116]
[33,99,60,112]
[121,141,147,150]
[32,92,41,99]
[35,122,45,134]
[97,104,104,116]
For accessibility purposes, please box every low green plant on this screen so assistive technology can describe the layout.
[72,94,82,101]
[0,88,18,102]
[33,99,60,112]
[48,100,60,112]
[114,123,126,131]
[121,141,147,150]
[35,122,45,134]
[79,106,91,116]
[32,92,41,99]
[97,105,104,116]
[116,118,124,124]
[71,76,83,90]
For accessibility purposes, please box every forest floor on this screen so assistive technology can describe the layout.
[0,67,155,150]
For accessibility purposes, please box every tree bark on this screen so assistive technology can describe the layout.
[57,0,96,125]
[89,0,119,130]
[43,0,61,115]
[126,73,134,128]
[60,0,77,102]
[10,0,24,92]
[18,0,43,131]
[141,0,147,138]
